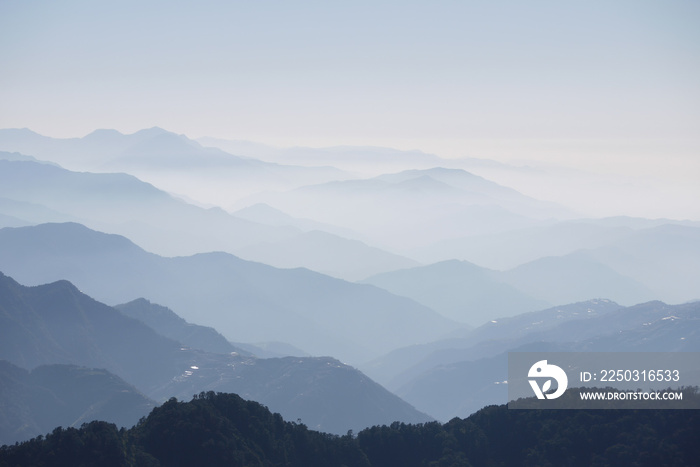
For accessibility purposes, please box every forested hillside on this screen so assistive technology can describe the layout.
[2,390,699,466]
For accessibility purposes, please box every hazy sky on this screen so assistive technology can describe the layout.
[1,1,699,180]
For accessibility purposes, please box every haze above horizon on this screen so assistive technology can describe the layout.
[1,1,698,218]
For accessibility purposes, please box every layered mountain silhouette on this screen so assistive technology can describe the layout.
[585,224,700,303]
[0,158,297,257]
[235,229,420,281]
[385,300,700,421]
[363,299,623,387]
[495,224,700,305]
[0,272,432,442]
[0,127,313,174]
[0,223,457,364]
[0,127,347,207]
[237,167,572,250]
[1,126,697,448]
[411,219,638,269]
[362,259,549,325]
[410,219,700,305]
[118,298,302,359]
[231,203,421,280]
[364,229,696,319]
[3,390,699,466]
[115,298,253,356]
[197,136,449,175]
[0,271,192,391]
[0,361,155,446]
[500,251,655,306]
[0,154,421,279]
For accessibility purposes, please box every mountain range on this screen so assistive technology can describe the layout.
[0,126,698,452]
[0,361,155,446]
[384,300,700,421]
[2,129,696,305]
[2,273,697,452]
[236,167,572,251]
[0,127,346,200]
[0,157,296,257]
[114,298,253,356]
[0,272,432,442]
[196,136,450,175]
[117,298,311,359]
[362,299,623,387]
[3,390,699,466]
[0,222,457,364]
[0,152,423,280]
[364,222,700,315]
[362,259,549,325]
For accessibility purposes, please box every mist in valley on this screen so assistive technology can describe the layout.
[1,1,699,464]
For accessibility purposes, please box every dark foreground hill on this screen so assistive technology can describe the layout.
[2,390,699,467]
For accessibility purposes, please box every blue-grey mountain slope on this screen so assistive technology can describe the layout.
[499,250,655,306]
[0,272,432,438]
[0,157,420,280]
[118,299,308,359]
[0,196,77,228]
[0,127,348,207]
[362,259,549,325]
[0,158,297,257]
[236,229,421,281]
[237,167,573,250]
[414,217,700,270]
[0,127,302,173]
[362,250,656,329]
[115,298,253,357]
[411,220,636,269]
[0,150,55,165]
[585,224,700,304]
[0,271,187,391]
[231,203,422,280]
[0,360,155,446]
[362,299,622,387]
[393,300,700,421]
[0,223,458,364]
[409,220,700,306]
[0,212,27,229]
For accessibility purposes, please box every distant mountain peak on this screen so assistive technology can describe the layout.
[83,128,125,139]
[132,126,170,137]
[374,167,492,188]
[35,278,81,293]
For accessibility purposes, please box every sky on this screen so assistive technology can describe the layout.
[1,0,699,210]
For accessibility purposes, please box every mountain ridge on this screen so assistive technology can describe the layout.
[391,300,700,420]
[362,259,549,325]
[0,360,155,446]
[2,390,698,466]
[0,271,433,439]
[0,222,458,364]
